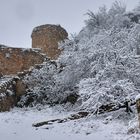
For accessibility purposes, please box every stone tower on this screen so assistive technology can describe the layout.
[31,24,68,59]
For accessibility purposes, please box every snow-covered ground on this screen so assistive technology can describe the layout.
[0,106,139,140]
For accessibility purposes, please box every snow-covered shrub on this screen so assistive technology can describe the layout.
[85,1,131,33]
[18,2,140,111]
[77,78,137,111]
[54,2,140,111]
[18,59,79,107]
[17,61,58,107]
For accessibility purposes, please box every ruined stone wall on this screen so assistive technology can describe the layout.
[0,45,45,75]
[0,59,54,111]
[0,76,27,111]
[31,24,68,59]
[0,77,18,111]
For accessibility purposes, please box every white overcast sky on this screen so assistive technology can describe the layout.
[0,0,139,48]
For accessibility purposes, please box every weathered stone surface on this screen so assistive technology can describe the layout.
[15,80,27,97]
[0,76,28,111]
[0,95,16,112]
[0,77,17,111]
[31,24,68,59]
[0,46,45,75]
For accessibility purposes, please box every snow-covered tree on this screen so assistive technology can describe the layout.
[18,1,140,113]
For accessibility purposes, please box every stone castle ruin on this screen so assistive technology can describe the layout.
[0,24,68,111]
[0,24,68,75]
[31,24,68,59]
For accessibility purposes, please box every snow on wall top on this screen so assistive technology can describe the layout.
[0,45,45,75]
[31,24,68,59]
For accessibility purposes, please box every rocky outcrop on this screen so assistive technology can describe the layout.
[31,24,68,59]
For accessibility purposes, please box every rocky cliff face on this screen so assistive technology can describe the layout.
[31,24,68,59]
